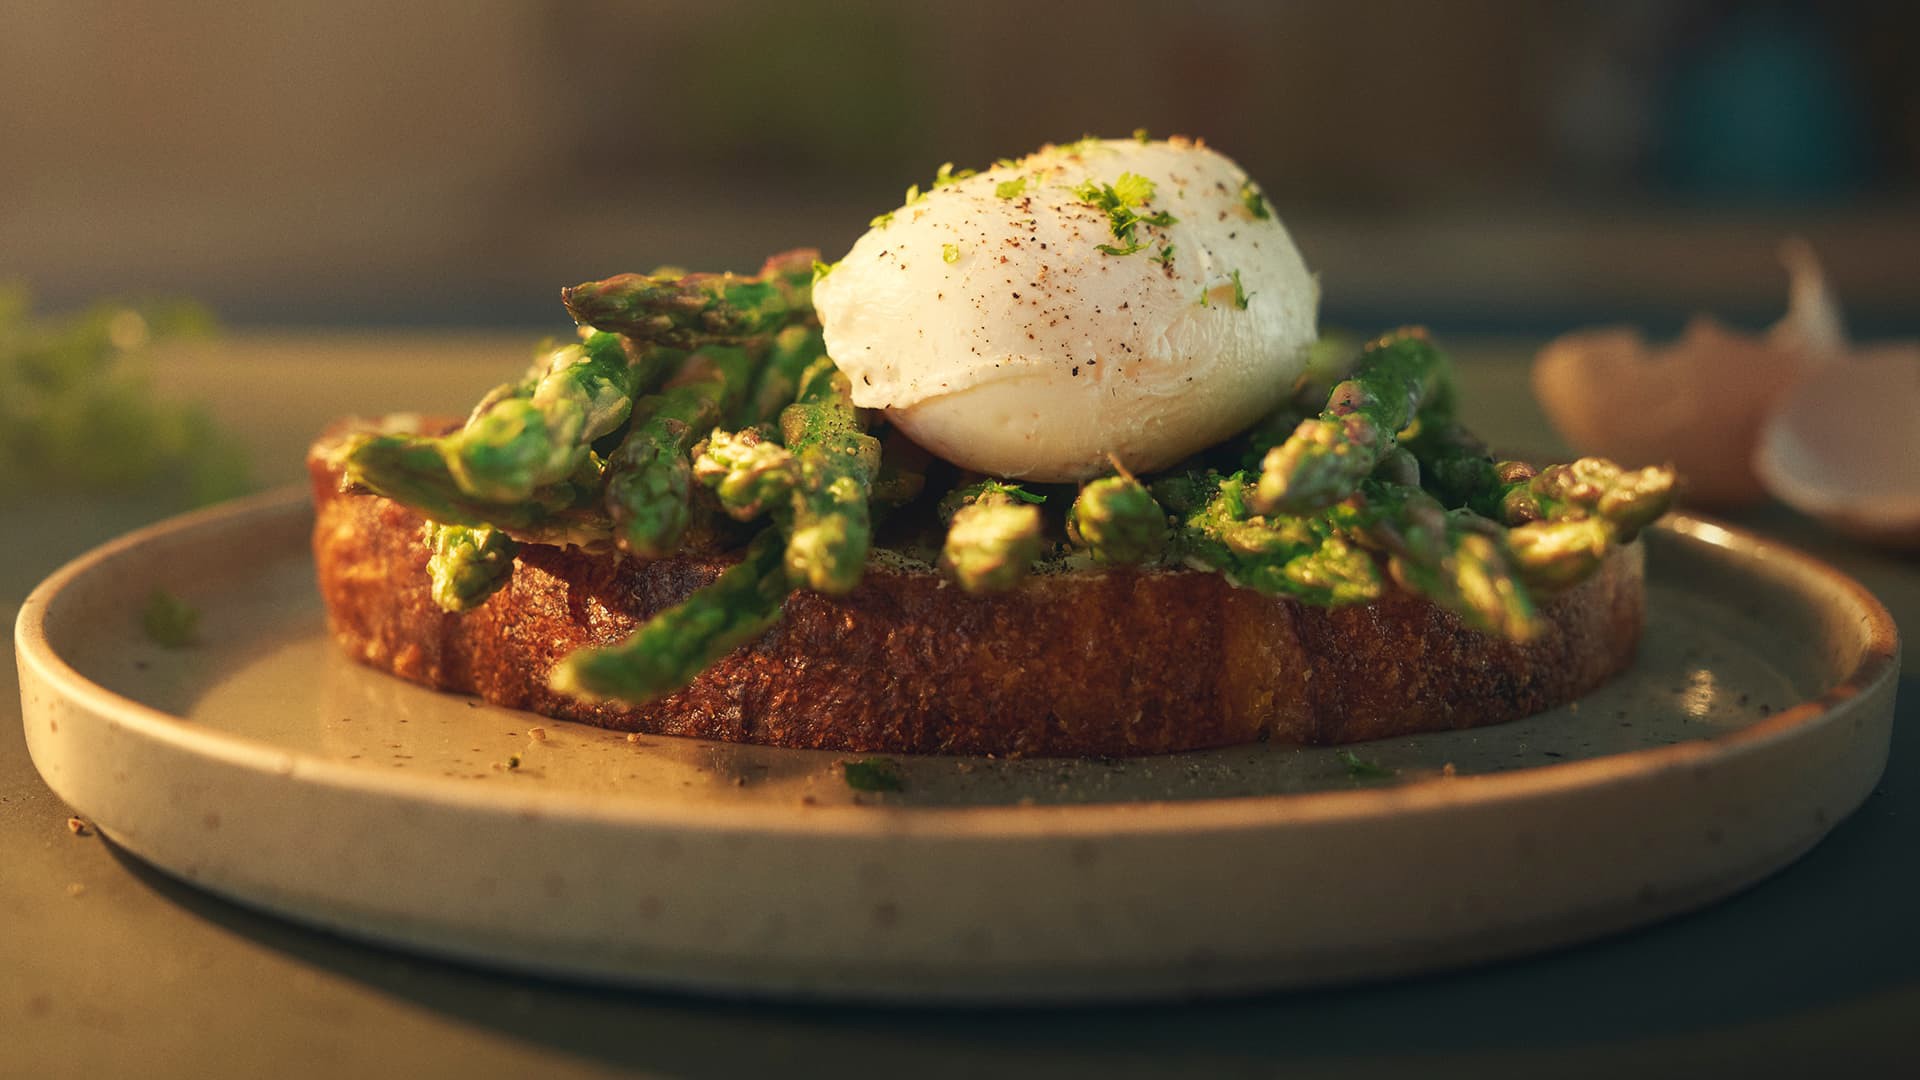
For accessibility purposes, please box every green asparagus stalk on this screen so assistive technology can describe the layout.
[1519,457,1676,538]
[446,331,661,503]
[779,357,879,594]
[562,249,819,348]
[1066,474,1169,565]
[1408,530,1541,640]
[1252,329,1452,515]
[1170,470,1539,635]
[1504,517,1614,592]
[1333,480,1450,567]
[343,330,669,534]
[692,425,797,521]
[548,526,789,703]
[342,432,612,548]
[603,346,758,558]
[1393,444,1672,595]
[938,480,1045,593]
[1336,482,1541,638]
[1229,335,1364,470]
[1172,471,1384,605]
[1420,447,1675,540]
[741,325,826,426]
[425,523,520,612]
[1492,458,1674,592]
[1403,420,1501,517]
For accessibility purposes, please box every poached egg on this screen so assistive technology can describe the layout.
[812,137,1318,481]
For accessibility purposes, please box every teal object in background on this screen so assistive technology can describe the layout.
[1662,8,1870,202]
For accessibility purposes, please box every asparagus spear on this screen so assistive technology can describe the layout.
[1172,472,1384,605]
[1520,457,1676,538]
[548,526,789,703]
[1403,419,1502,516]
[1067,474,1169,565]
[779,358,879,594]
[684,326,825,525]
[741,325,826,426]
[603,346,757,558]
[562,249,819,349]
[1494,458,1675,592]
[1412,531,1541,640]
[1504,517,1614,592]
[1399,441,1673,594]
[1170,470,1541,634]
[1418,446,1675,539]
[343,330,668,531]
[425,523,519,612]
[938,480,1045,593]
[342,432,612,548]
[692,425,797,521]
[1252,329,1451,515]
[446,331,662,503]
[1337,482,1541,638]
[1229,335,1365,471]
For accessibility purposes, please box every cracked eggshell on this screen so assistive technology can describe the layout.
[1533,317,1810,507]
[1755,344,1920,551]
[813,138,1318,481]
[1532,241,1844,509]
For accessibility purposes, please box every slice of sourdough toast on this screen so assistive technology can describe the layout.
[310,427,1645,757]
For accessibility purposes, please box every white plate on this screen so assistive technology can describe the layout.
[15,488,1900,1003]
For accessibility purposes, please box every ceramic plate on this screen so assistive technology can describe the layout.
[15,488,1899,1002]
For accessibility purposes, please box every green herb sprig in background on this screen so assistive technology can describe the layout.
[0,284,249,507]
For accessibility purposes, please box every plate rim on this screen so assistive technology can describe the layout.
[15,486,1902,839]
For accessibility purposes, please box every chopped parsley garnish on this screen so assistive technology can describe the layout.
[1239,180,1271,220]
[810,258,839,283]
[1133,127,1151,143]
[1107,171,1156,207]
[140,588,200,648]
[995,176,1027,200]
[1337,749,1395,781]
[869,210,895,229]
[930,162,977,189]
[998,484,1047,505]
[842,757,904,792]
[942,243,960,264]
[994,157,1019,169]
[1151,244,1175,268]
[902,184,924,206]
[1073,172,1177,257]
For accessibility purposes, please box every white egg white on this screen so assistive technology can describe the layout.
[812,137,1318,481]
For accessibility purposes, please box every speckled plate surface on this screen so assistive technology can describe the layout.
[15,488,1900,1003]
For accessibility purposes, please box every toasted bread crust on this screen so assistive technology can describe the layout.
[310,443,1644,756]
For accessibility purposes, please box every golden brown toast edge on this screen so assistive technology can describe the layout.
[309,435,1644,756]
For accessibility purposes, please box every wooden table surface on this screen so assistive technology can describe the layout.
[5,333,1913,1078]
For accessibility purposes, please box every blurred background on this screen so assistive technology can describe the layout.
[4,0,1917,337]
